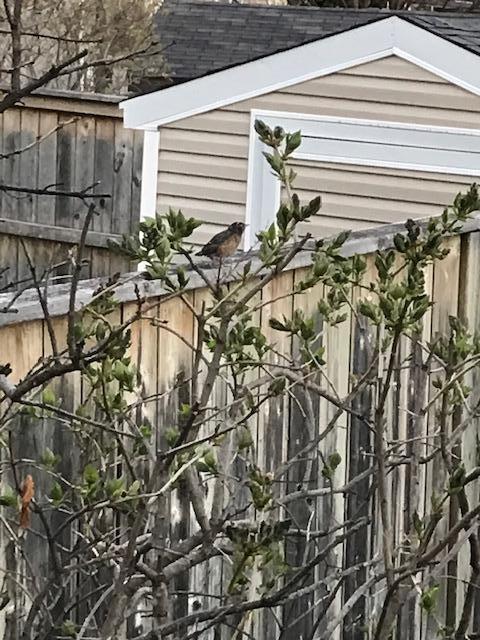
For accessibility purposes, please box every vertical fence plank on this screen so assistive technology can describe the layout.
[0,235,18,290]
[75,116,96,231]
[344,254,376,640]
[2,319,44,639]
[457,231,480,633]
[321,284,352,639]
[259,270,294,640]
[55,117,77,229]
[18,109,39,223]
[136,300,159,636]
[131,130,143,228]
[157,294,194,626]
[2,110,22,222]
[424,236,461,638]
[113,123,134,235]
[36,111,58,226]
[93,118,115,233]
[0,111,4,218]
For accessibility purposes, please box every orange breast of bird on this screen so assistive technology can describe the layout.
[217,233,241,257]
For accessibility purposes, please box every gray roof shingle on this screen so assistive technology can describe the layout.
[147,1,480,89]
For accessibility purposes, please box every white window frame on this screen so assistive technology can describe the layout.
[244,109,480,249]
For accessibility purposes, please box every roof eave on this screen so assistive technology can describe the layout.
[120,16,480,130]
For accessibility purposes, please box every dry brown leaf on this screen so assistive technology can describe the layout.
[19,475,34,529]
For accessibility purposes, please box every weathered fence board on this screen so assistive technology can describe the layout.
[0,91,142,288]
[2,218,480,639]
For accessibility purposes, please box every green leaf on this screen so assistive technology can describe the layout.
[243,261,252,278]
[393,233,407,253]
[449,463,466,491]
[273,126,285,141]
[165,427,180,447]
[263,151,283,175]
[61,621,77,638]
[269,318,288,332]
[106,478,125,499]
[197,449,218,474]
[412,510,424,538]
[304,196,322,218]
[128,480,141,496]
[389,284,405,300]
[180,403,191,417]
[276,204,290,233]
[254,119,271,140]
[41,448,60,469]
[237,427,254,451]
[269,378,286,396]
[420,586,439,614]
[358,300,379,323]
[50,482,64,506]
[321,464,333,481]
[0,486,17,508]
[331,230,349,249]
[95,322,106,341]
[83,464,99,486]
[42,386,57,407]
[285,130,302,155]
[328,452,342,470]
[140,424,152,440]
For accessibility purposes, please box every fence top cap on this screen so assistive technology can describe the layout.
[1,212,480,328]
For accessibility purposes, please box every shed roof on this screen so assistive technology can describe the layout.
[154,1,480,86]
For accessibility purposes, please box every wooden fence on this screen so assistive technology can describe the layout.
[0,88,142,289]
[1,217,480,639]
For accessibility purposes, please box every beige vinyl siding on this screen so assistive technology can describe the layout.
[157,55,480,246]
[288,161,474,238]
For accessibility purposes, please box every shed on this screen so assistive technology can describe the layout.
[121,2,480,249]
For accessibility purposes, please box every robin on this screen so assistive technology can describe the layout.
[196,222,246,259]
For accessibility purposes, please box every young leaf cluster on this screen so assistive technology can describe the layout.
[109,208,201,288]
[254,119,321,262]
[358,185,480,336]
[226,519,290,595]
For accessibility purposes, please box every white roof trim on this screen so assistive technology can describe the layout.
[120,16,480,130]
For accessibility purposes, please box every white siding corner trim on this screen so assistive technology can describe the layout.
[140,129,160,220]
[121,17,480,129]
[138,129,160,273]
[244,110,480,248]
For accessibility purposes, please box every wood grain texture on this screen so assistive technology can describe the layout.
[0,101,141,286]
[456,232,480,632]
[93,118,115,233]
[3,214,480,328]
[1,225,480,639]
[36,111,58,226]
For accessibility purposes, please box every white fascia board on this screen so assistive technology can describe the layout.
[393,20,480,97]
[120,16,396,129]
[120,16,480,130]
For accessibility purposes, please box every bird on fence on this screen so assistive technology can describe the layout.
[196,222,246,259]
